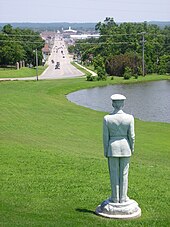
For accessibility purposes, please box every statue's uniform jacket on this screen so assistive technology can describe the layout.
[103,110,135,158]
[103,109,135,203]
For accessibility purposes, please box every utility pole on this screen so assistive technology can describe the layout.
[35,49,38,81]
[141,32,146,76]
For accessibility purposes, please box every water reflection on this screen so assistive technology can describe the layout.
[67,80,170,123]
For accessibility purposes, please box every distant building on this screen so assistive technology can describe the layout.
[42,43,50,61]
[63,26,77,33]
[41,31,55,62]
[40,31,56,40]
[62,27,77,38]
[70,34,100,40]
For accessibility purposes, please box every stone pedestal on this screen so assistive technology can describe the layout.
[16,62,19,70]
[95,198,141,219]
[22,60,25,67]
[20,61,22,68]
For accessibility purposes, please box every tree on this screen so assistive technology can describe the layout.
[158,55,170,74]
[93,55,105,70]
[71,19,170,76]
[68,45,75,54]
[1,43,25,65]
[0,24,44,66]
[2,24,13,34]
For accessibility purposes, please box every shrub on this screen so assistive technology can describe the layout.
[134,74,139,79]
[86,74,96,81]
[105,53,142,77]
[96,66,107,81]
[123,67,132,80]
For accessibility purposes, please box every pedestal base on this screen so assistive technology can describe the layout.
[95,199,141,219]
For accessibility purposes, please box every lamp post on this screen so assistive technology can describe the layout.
[34,49,38,81]
[35,49,38,81]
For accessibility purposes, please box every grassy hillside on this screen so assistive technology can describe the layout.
[0,78,170,226]
[0,66,46,79]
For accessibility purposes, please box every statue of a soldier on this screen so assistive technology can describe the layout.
[96,94,141,219]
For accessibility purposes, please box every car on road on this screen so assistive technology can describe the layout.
[55,62,60,69]
[55,65,60,69]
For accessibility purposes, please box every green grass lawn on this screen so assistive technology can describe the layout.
[0,66,47,78]
[0,76,170,226]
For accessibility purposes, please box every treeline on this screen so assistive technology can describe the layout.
[70,18,170,79]
[0,21,169,31]
[0,22,97,32]
[0,24,44,66]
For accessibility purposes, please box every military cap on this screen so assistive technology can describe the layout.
[110,94,126,100]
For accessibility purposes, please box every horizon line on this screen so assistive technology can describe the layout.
[0,20,170,24]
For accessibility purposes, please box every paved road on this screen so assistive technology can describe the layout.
[41,37,84,79]
[0,36,84,81]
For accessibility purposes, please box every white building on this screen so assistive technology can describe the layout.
[70,34,100,40]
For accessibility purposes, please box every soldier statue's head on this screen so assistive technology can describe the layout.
[111,94,126,111]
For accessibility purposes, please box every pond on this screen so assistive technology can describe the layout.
[67,80,170,123]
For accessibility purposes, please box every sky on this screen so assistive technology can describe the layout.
[0,0,170,23]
